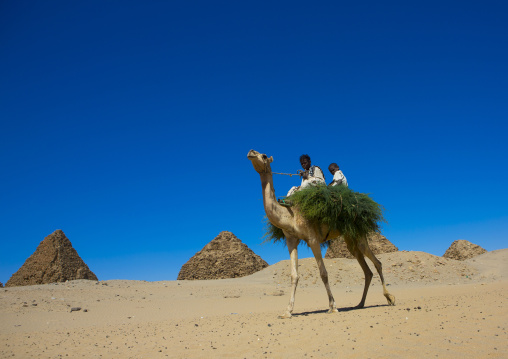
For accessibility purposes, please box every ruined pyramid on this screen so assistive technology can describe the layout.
[443,239,487,261]
[177,231,269,280]
[6,229,98,287]
[325,232,398,259]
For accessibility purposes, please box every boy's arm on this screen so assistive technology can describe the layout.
[297,169,309,180]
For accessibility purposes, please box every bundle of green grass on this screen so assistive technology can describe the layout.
[265,184,386,248]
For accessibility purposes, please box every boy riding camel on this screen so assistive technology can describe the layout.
[328,163,348,187]
[286,154,325,197]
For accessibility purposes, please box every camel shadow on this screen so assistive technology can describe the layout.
[292,304,389,317]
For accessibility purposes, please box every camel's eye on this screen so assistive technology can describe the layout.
[262,154,267,160]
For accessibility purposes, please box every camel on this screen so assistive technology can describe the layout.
[247,149,395,318]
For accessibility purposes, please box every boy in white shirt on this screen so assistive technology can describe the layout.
[286,154,325,197]
[328,163,348,187]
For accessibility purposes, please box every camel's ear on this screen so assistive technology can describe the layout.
[268,156,273,163]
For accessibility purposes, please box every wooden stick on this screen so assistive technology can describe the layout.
[273,172,300,177]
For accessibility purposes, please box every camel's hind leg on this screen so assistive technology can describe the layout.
[353,248,373,308]
[279,236,300,319]
[360,244,396,306]
[309,243,338,314]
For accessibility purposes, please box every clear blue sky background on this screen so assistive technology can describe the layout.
[1,1,507,283]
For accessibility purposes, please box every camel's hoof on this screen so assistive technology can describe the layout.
[327,308,339,314]
[386,294,396,306]
[278,312,293,319]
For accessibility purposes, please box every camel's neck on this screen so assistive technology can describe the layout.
[259,172,292,230]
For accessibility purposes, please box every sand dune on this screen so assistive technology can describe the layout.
[1,249,506,358]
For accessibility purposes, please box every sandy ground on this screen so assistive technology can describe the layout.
[1,249,506,358]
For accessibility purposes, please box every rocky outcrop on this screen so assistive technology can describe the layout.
[443,240,487,261]
[6,230,98,287]
[178,231,269,280]
[325,232,398,259]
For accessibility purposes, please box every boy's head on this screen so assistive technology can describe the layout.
[299,154,311,170]
[328,163,340,174]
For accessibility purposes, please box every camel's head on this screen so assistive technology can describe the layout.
[247,149,273,174]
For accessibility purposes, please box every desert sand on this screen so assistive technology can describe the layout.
[1,249,506,358]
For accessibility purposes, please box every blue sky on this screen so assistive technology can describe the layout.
[1,1,507,283]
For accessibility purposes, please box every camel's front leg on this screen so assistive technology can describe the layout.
[279,237,299,319]
[310,243,338,314]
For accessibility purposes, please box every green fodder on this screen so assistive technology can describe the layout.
[263,216,286,244]
[264,185,386,249]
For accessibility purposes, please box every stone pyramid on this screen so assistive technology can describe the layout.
[177,231,269,280]
[6,229,98,287]
[443,240,487,261]
[325,232,398,259]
